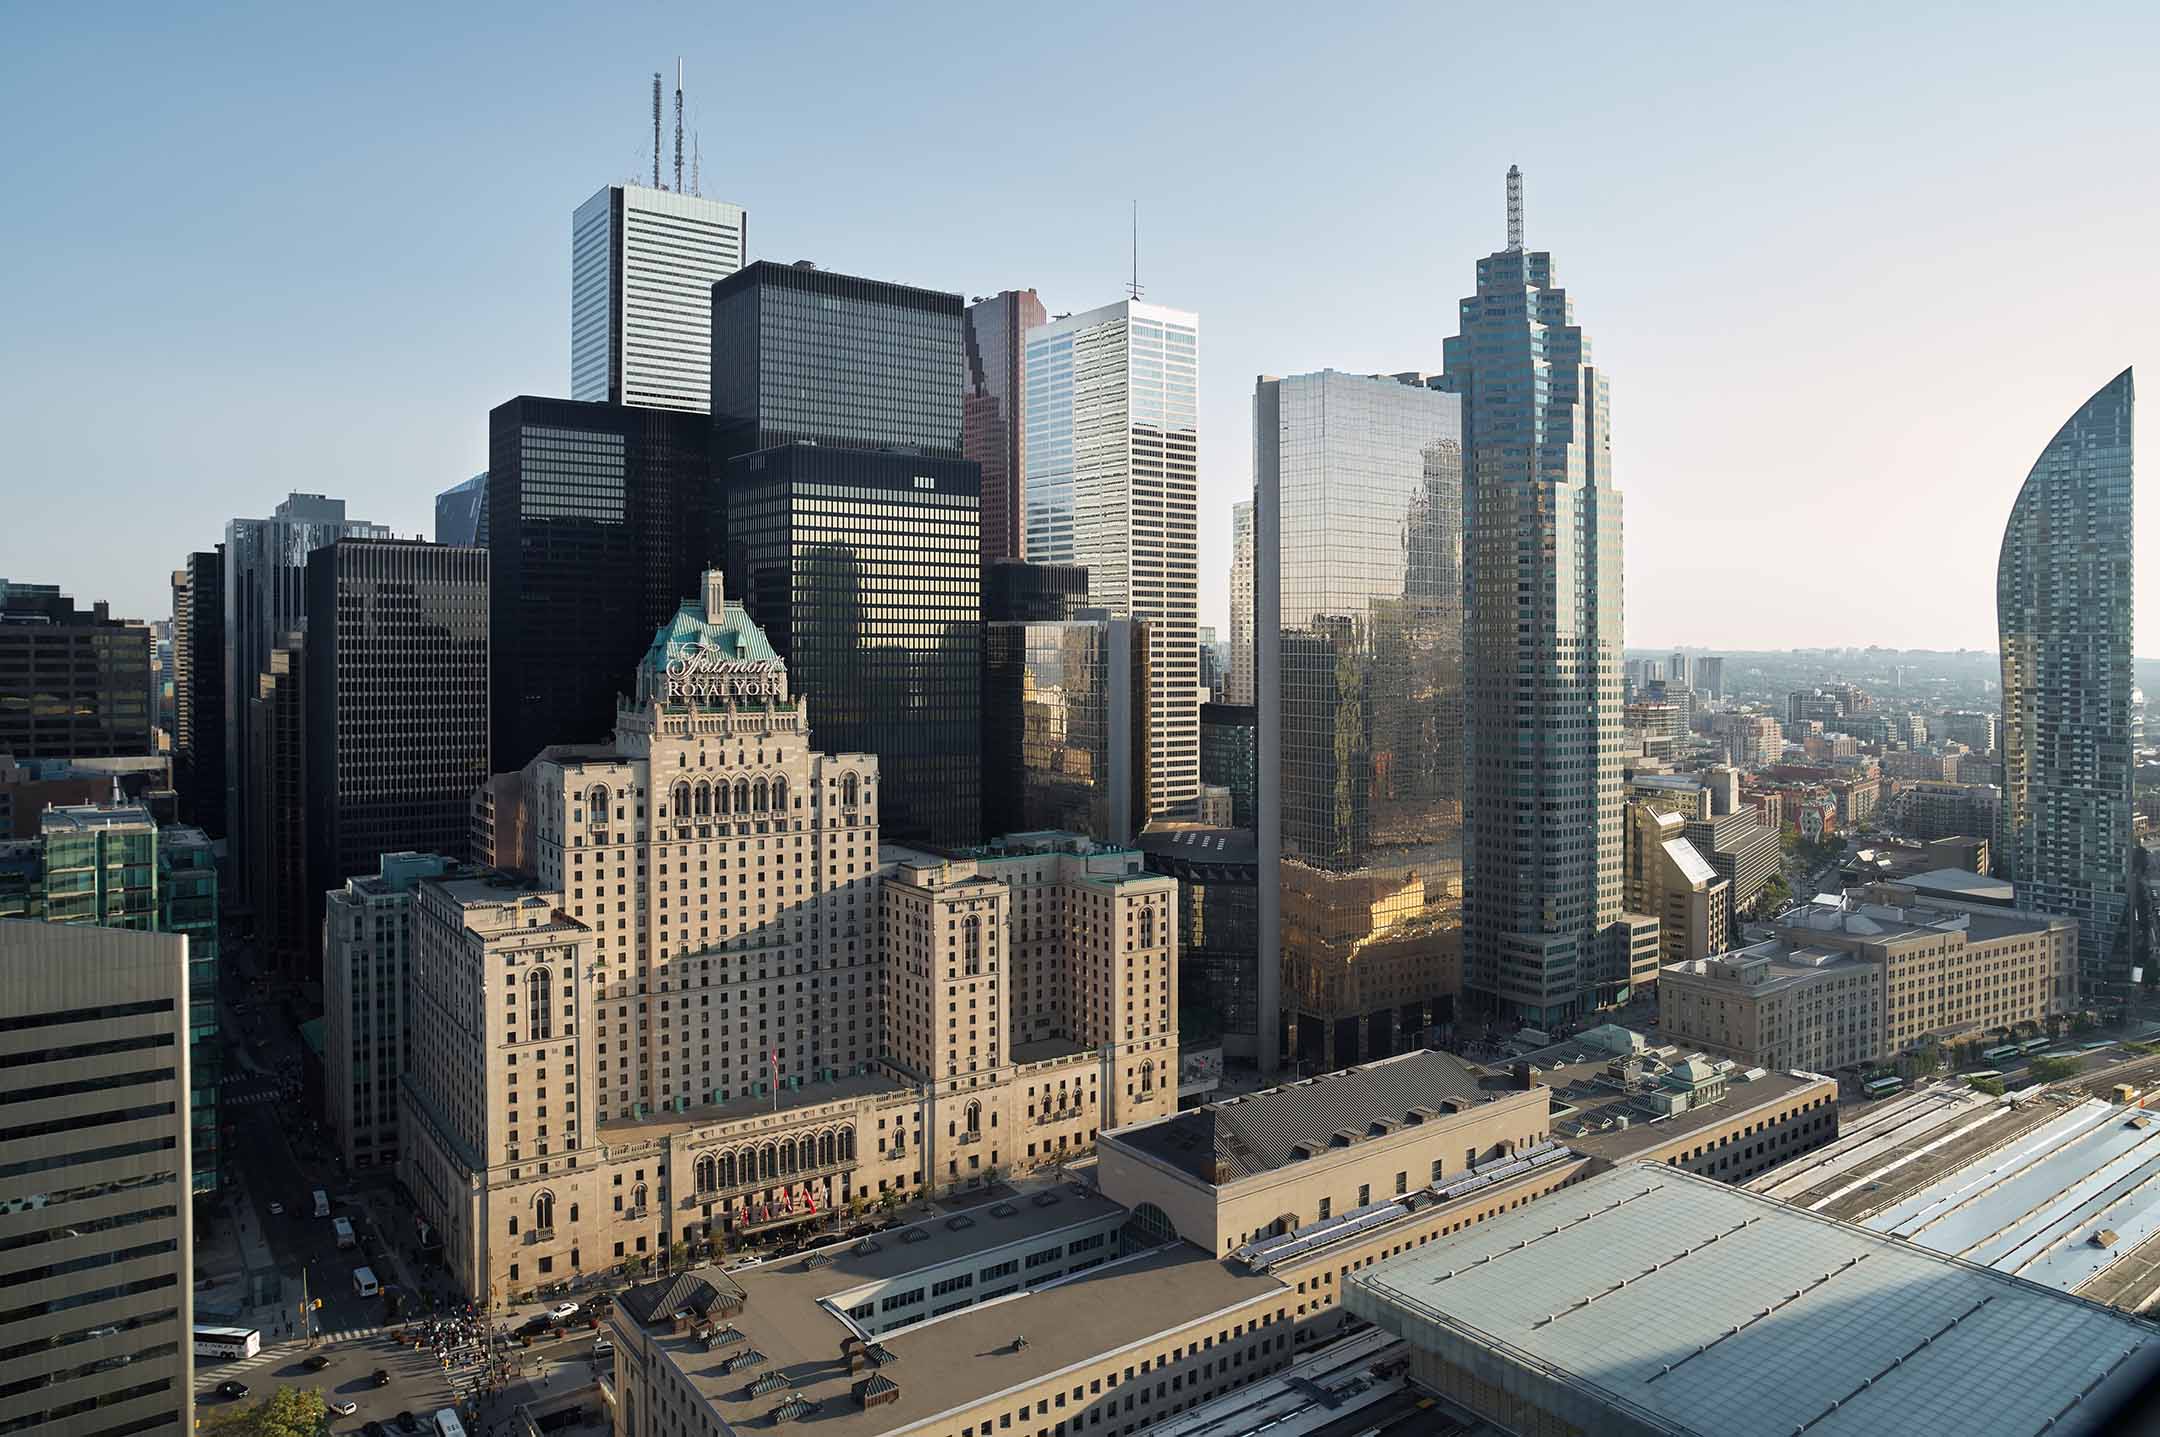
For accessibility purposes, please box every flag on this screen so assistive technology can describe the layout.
[805,1184,818,1214]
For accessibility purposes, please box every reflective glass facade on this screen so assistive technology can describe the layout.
[984,618,1148,844]
[711,262,963,461]
[1999,368,2135,989]
[571,184,747,413]
[1141,827,1261,1054]
[434,472,489,547]
[963,289,1045,566]
[173,549,225,836]
[0,581,154,763]
[727,446,982,848]
[487,398,715,772]
[1022,300,1200,818]
[1228,499,1255,704]
[1255,371,1464,1071]
[1198,702,1257,830]
[1436,218,1626,1027]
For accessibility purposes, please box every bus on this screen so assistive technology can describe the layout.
[2019,1038,2050,1054]
[193,1324,262,1360]
[1964,1070,2003,1082]
[433,1409,468,1437]
[1862,1076,1906,1098]
[1983,1045,2019,1063]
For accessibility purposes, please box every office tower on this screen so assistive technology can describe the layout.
[324,851,460,1173]
[249,636,309,973]
[435,472,489,546]
[487,397,715,772]
[1695,655,1725,700]
[984,614,1149,843]
[224,494,389,908]
[709,260,982,846]
[305,539,489,943]
[985,559,1087,623]
[1195,624,1222,701]
[1255,370,1465,1071]
[963,289,1047,567]
[1668,651,1689,689]
[1228,499,1255,705]
[728,446,983,846]
[1198,701,1257,830]
[1025,300,1201,819]
[572,184,746,413]
[1624,800,1731,967]
[710,260,963,461]
[1436,170,1628,1026]
[0,580,153,760]
[171,549,226,834]
[0,920,194,1437]
[1999,369,2135,989]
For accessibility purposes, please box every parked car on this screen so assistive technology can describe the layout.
[371,1368,392,1387]
[301,1354,330,1372]
[363,1423,389,1437]
[330,1401,358,1417]
[550,1302,581,1322]
[216,1381,249,1399]
[267,1201,284,1216]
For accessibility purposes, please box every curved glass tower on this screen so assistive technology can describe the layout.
[1998,368,2135,991]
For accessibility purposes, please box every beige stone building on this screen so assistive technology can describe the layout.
[401,574,1178,1303]
[1623,800,1731,971]
[1658,894,2078,1073]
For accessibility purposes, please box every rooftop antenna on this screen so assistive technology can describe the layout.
[691,130,702,197]
[673,59,685,195]
[652,72,663,188]
[1506,164,1523,251]
[1125,200,1144,301]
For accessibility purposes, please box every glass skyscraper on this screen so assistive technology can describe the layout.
[1255,370,1465,1072]
[1999,368,2135,990]
[1435,172,1630,1026]
[1023,300,1200,819]
[571,184,746,413]
[963,289,1046,567]
[984,616,1148,844]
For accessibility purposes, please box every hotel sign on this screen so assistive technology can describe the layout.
[665,642,783,701]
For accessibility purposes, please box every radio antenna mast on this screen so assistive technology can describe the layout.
[1126,200,1143,301]
[1505,164,1523,251]
[651,72,663,188]
[692,131,702,197]
[673,59,685,195]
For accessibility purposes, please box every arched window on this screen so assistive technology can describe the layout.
[587,784,610,819]
[694,782,711,817]
[533,1190,556,1231]
[527,967,553,1041]
[631,1182,647,1214]
[963,915,982,976]
[671,783,690,819]
[842,773,859,807]
[1121,1201,1177,1254]
[818,1131,835,1167]
[772,777,788,813]
[761,1142,777,1180]
[965,1101,982,1136]
[1140,1060,1155,1094]
[696,1154,717,1193]
[1140,907,1156,947]
[840,1127,855,1161]
[720,1151,737,1189]
[716,781,731,815]
[753,778,769,813]
[734,780,751,814]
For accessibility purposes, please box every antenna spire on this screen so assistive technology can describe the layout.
[1126,200,1143,301]
[1505,164,1523,251]
[692,130,702,197]
[673,59,685,195]
[651,72,663,188]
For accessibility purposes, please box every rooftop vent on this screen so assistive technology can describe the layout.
[989,1202,1019,1218]
[945,1215,975,1231]
[899,1227,929,1244]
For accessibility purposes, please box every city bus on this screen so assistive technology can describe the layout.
[1862,1076,1906,1099]
[2018,1038,2050,1054]
[193,1324,262,1360]
[1963,1070,2003,1082]
[1983,1045,2020,1064]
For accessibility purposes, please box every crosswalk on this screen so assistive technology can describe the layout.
[197,1327,386,1378]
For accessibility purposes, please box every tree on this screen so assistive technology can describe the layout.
[2027,1056,2080,1083]
[1967,1076,2006,1097]
[199,1387,328,1437]
[1905,1047,1942,1080]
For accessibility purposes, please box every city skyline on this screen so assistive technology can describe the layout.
[4,5,2155,652]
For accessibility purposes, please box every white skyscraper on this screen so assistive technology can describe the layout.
[1024,300,1200,817]
[1228,498,1255,706]
[571,184,747,412]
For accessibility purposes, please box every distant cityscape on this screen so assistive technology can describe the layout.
[1,58,2153,1437]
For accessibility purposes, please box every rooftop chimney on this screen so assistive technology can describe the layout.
[702,570,727,623]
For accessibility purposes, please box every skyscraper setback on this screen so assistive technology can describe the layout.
[572,183,746,413]
[1438,169,1629,1026]
[1024,300,1200,820]
[1998,369,2135,990]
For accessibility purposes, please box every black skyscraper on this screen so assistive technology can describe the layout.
[173,547,227,835]
[305,540,489,941]
[0,581,153,760]
[985,560,1087,623]
[729,447,983,848]
[487,397,714,771]
[710,262,983,848]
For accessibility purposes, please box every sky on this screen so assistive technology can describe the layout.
[2,2,2156,652]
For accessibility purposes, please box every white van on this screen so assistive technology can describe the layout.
[333,1217,356,1249]
[433,1409,467,1437]
[313,1189,331,1218]
[352,1266,380,1298]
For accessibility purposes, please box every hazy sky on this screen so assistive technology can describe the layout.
[3,2,2155,652]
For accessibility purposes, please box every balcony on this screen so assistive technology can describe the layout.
[527,1227,555,1244]
[955,1131,982,1146]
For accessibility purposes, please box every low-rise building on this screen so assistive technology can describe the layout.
[1658,895,2077,1072]
[1346,1163,2160,1437]
[1624,802,1731,969]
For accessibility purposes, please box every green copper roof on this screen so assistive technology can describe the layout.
[640,598,780,673]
